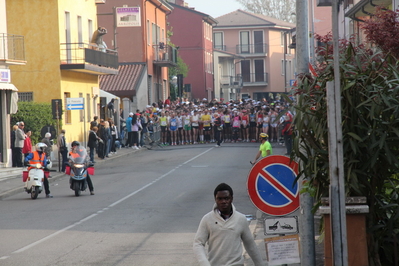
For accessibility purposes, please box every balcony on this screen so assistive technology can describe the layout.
[0,33,26,65]
[214,45,227,51]
[220,75,243,88]
[241,73,269,86]
[60,43,118,75]
[153,43,177,67]
[236,43,268,56]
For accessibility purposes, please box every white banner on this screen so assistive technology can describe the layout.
[116,7,141,27]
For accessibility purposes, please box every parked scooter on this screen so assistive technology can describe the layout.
[23,162,51,200]
[65,147,94,196]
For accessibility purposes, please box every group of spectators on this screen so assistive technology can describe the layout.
[11,122,54,168]
[88,116,120,162]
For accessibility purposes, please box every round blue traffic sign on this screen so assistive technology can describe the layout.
[247,155,299,216]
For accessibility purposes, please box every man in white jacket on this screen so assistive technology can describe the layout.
[193,183,264,266]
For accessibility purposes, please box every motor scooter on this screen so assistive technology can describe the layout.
[23,162,50,200]
[65,147,94,196]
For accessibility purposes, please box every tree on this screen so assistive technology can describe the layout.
[235,0,296,23]
[361,7,399,60]
[291,32,399,265]
[11,102,58,144]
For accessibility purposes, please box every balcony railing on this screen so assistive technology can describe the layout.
[0,33,26,65]
[220,75,242,88]
[236,43,268,55]
[214,44,227,51]
[153,43,177,67]
[60,43,118,75]
[241,72,269,85]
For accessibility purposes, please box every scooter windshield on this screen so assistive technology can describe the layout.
[70,147,88,164]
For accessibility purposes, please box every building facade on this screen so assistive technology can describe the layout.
[0,0,26,167]
[167,2,217,100]
[213,10,295,102]
[6,0,118,148]
[97,0,176,113]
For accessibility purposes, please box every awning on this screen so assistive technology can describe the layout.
[0,83,18,91]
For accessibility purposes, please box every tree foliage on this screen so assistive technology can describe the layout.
[235,0,296,23]
[361,7,399,60]
[11,102,58,144]
[291,33,399,265]
[169,56,189,78]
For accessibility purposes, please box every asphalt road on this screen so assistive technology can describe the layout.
[0,143,265,266]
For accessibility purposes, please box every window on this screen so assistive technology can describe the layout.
[254,60,264,82]
[64,92,71,124]
[152,23,156,45]
[241,60,250,82]
[213,32,224,50]
[18,92,33,102]
[147,20,150,45]
[240,31,250,53]
[88,19,93,42]
[78,16,83,47]
[65,12,71,62]
[254,31,264,53]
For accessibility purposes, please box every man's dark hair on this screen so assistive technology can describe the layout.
[214,183,233,197]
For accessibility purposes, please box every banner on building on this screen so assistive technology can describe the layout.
[116,7,141,27]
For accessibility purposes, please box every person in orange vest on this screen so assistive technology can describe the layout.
[24,143,53,198]
[68,141,95,195]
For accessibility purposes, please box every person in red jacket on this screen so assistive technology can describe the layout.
[22,130,32,160]
[281,112,293,155]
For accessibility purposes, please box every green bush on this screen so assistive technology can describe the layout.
[11,102,58,145]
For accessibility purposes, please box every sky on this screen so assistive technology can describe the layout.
[184,0,244,18]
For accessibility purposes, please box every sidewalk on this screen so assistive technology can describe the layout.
[0,145,144,200]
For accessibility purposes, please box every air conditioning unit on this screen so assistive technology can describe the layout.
[95,0,106,4]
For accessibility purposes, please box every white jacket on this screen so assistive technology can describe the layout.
[193,203,264,266]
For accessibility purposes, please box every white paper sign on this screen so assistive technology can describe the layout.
[265,235,301,265]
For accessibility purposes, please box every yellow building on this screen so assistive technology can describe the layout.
[6,0,118,145]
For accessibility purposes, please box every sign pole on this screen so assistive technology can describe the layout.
[55,100,61,172]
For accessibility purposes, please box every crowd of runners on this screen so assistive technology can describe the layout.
[120,97,294,150]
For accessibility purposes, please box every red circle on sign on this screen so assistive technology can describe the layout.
[247,155,299,216]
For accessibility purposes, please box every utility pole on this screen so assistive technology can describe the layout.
[296,0,316,265]
[327,0,348,264]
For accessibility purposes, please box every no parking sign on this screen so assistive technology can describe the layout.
[247,156,299,216]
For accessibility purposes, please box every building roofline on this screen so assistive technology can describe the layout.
[168,2,218,24]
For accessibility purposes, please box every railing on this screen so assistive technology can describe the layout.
[220,75,243,87]
[0,33,25,63]
[236,43,268,54]
[214,44,227,51]
[241,72,269,84]
[60,43,118,69]
[152,43,177,65]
